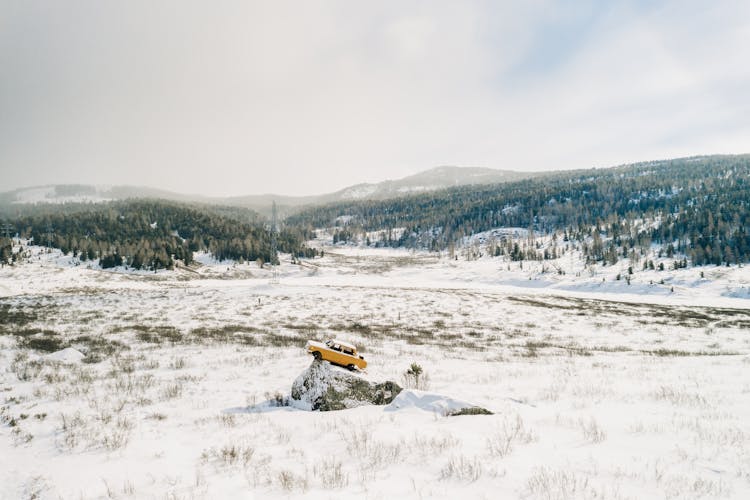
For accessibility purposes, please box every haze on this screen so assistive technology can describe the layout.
[1,1,749,197]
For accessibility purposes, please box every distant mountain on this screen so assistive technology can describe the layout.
[332,166,537,201]
[0,166,538,216]
[0,184,205,206]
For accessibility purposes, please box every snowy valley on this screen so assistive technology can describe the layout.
[1,240,749,499]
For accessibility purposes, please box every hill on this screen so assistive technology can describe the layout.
[286,155,750,266]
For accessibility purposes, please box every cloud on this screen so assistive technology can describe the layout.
[0,1,748,196]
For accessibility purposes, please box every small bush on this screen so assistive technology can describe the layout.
[403,362,430,390]
[448,407,493,416]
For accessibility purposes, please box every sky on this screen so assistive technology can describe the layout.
[1,0,749,197]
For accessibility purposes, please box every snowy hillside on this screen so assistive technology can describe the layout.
[338,166,535,200]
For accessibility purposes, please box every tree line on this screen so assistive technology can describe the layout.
[3,200,317,270]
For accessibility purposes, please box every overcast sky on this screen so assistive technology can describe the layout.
[1,1,749,196]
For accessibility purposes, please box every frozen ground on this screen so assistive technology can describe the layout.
[1,245,750,499]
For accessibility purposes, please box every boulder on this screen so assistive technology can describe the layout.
[291,360,402,411]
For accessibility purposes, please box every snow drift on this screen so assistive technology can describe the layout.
[385,389,492,416]
[44,348,85,363]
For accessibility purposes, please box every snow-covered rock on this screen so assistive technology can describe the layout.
[44,347,85,363]
[385,389,492,416]
[290,360,402,411]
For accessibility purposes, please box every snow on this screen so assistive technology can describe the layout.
[397,185,429,193]
[192,251,230,266]
[340,184,378,199]
[334,214,354,224]
[385,389,484,415]
[43,348,84,363]
[1,240,750,499]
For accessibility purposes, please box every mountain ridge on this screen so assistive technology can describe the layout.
[0,166,537,215]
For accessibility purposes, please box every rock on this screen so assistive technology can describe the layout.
[291,360,402,411]
[44,347,85,363]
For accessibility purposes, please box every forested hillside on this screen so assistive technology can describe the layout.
[1,200,317,269]
[287,155,750,266]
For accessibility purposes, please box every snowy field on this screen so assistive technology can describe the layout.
[2,245,750,499]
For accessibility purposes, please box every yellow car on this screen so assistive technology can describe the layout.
[306,339,367,371]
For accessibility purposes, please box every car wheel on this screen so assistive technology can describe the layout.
[347,364,356,371]
[312,351,322,360]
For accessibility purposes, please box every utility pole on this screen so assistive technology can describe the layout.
[45,223,55,249]
[270,201,279,284]
[1,222,12,240]
[0,221,12,267]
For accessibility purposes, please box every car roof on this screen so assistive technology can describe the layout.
[330,339,357,351]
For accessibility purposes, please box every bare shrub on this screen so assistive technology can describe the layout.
[170,357,187,370]
[277,469,308,492]
[70,366,95,385]
[341,422,402,474]
[42,364,66,384]
[161,383,183,400]
[342,424,371,458]
[110,355,136,374]
[219,413,236,427]
[111,374,155,396]
[265,391,289,407]
[11,426,34,445]
[23,476,51,500]
[202,442,256,468]
[58,412,86,450]
[440,455,483,482]
[579,417,606,444]
[487,413,536,457]
[410,432,459,457]
[313,458,348,488]
[139,358,160,370]
[221,444,255,466]
[654,385,709,408]
[524,467,599,500]
[101,417,134,451]
[11,353,43,381]
[662,473,730,499]
[363,440,401,469]
[122,479,135,496]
